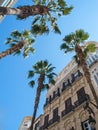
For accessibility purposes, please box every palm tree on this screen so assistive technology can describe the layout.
[60,29,98,106]
[28,60,56,130]
[0,30,35,59]
[0,0,73,34]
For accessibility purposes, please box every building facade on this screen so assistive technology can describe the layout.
[0,0,18,21]
[19,116,32,130]
[20,41,98,130]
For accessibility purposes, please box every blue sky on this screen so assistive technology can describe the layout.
[0,0,98,130]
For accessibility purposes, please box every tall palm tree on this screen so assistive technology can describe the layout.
[60,29,98,106]
[28,60,56,130]
[0,30,35,59]
[0,0,73,34]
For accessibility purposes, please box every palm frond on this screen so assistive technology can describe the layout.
[43,60,48,67]
[5,38,13,44]
[53,23,61,34]
[28,70,35,78]
[31,24,49,36]
[63,33,74,43]
[86,43,96,52]
[62,6,73,15]
[49,79,55,85]
[47,67,56,73]
[29,47,35,54]
[84,43,96,58]
[11,30,22,38]
[29,80,35,88]
[60,43,69,50]
[32,16,40,25]
[60,43,74,53]
[75,29,89,43]
[58,0,66,7]
[28,60,56,91]
[41,84,49,91]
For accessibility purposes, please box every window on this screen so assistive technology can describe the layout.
[94,54,98,59]
[53,91,56,98]
[77,87,85,98]
[44,114,49,127]
[23,120,31,128]
[94,75,98,85]
[65,97,72,110]
[24,124,28,126]
[91,55,96,61]
[53,107,58,119]
[49,95,51,103]
[89,58,93,64]
[71,73,75,83]
[77,87,86,103]
[82,120,92,130]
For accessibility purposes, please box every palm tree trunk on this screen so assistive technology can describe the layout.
[0,40,25,59]
[0,7,22,15]
[29,74,45,130]
[0,5,49,18]
[75,44,98,106]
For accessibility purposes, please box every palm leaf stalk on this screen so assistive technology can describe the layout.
[0,40,25,59]
[60,29,98,106]
[28,60,56,130]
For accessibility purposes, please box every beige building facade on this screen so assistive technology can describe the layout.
[19,116,32,130]
[20,41,98,130]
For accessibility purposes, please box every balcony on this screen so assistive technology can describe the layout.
[74,94,90,108]
[48,115,60,127]
[44,98,50,107]
[71,70,82,84]
[44,89,60,107]
[51,88,60,102]
[62,79,71,92]
[61,106,74,118]
[39,123,48,130]
[39,116,60,130]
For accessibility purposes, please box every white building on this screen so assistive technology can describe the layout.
[86,41,98,89]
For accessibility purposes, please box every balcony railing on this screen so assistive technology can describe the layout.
[51,90,60,101]
[39,116,60,130]
[44,89,60,107]
[48,115,60,127]
[62,79,71,92]
[61,106,74,117]
[62,70,82,92]
[71,70,82,83]
[74,94,89,108]
[61,94,89,118]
